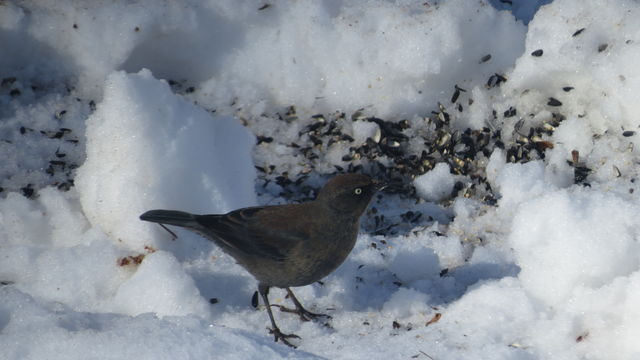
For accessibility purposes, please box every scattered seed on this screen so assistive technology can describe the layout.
[256,136,273,144]
[613,165,621,178]
[504,107,517,118]
[425,313,442,326]
[486,73,507,88]
[55,110,67,119]
[576,332,589,342]
[351,109,366,121]
[341,134,354,142]
[451,88,460,103]
[574,165,591,184]
[1,77,16,86]
[572,28,585,37]
[571,150,580,164]
[547,97,562,107]
[21,184,34,198]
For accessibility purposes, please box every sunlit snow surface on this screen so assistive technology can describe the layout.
[2,0,640,359]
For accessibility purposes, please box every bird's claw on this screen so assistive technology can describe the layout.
[268,327,301,348]
[272,304,332,322]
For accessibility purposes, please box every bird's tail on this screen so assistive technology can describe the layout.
[139,210,200,229]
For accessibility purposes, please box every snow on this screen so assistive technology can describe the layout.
[75,69,256,251]
[414,162,459,202]
[2,0,640,359]
[351,120,381,145]
[196,0,527,118]
[113,250,211,317]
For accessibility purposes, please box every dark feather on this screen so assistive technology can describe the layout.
[195,206,307,262]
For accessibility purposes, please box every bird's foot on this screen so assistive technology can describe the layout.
[268,327,301,348]
[273,304,332,322]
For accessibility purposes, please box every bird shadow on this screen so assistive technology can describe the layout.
[322,256,520,313]
[434,261,521,304]
[188,269,255,310]
[161,230,258,312]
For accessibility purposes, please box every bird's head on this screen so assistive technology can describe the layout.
[316,173,383,216]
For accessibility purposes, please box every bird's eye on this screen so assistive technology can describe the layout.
[354,188,363,195]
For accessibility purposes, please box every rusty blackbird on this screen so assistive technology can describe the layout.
[140,173,380,347]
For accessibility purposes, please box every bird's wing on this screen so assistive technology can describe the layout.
[195,205,310,262]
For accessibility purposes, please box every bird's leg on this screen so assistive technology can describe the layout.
[274,288,332,322]
[258,285,300,348]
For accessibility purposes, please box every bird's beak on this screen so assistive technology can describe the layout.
[372,179,388,191]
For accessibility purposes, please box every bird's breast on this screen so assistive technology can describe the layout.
[241,216,361,288]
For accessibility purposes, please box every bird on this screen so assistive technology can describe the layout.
[139,173,381,347]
